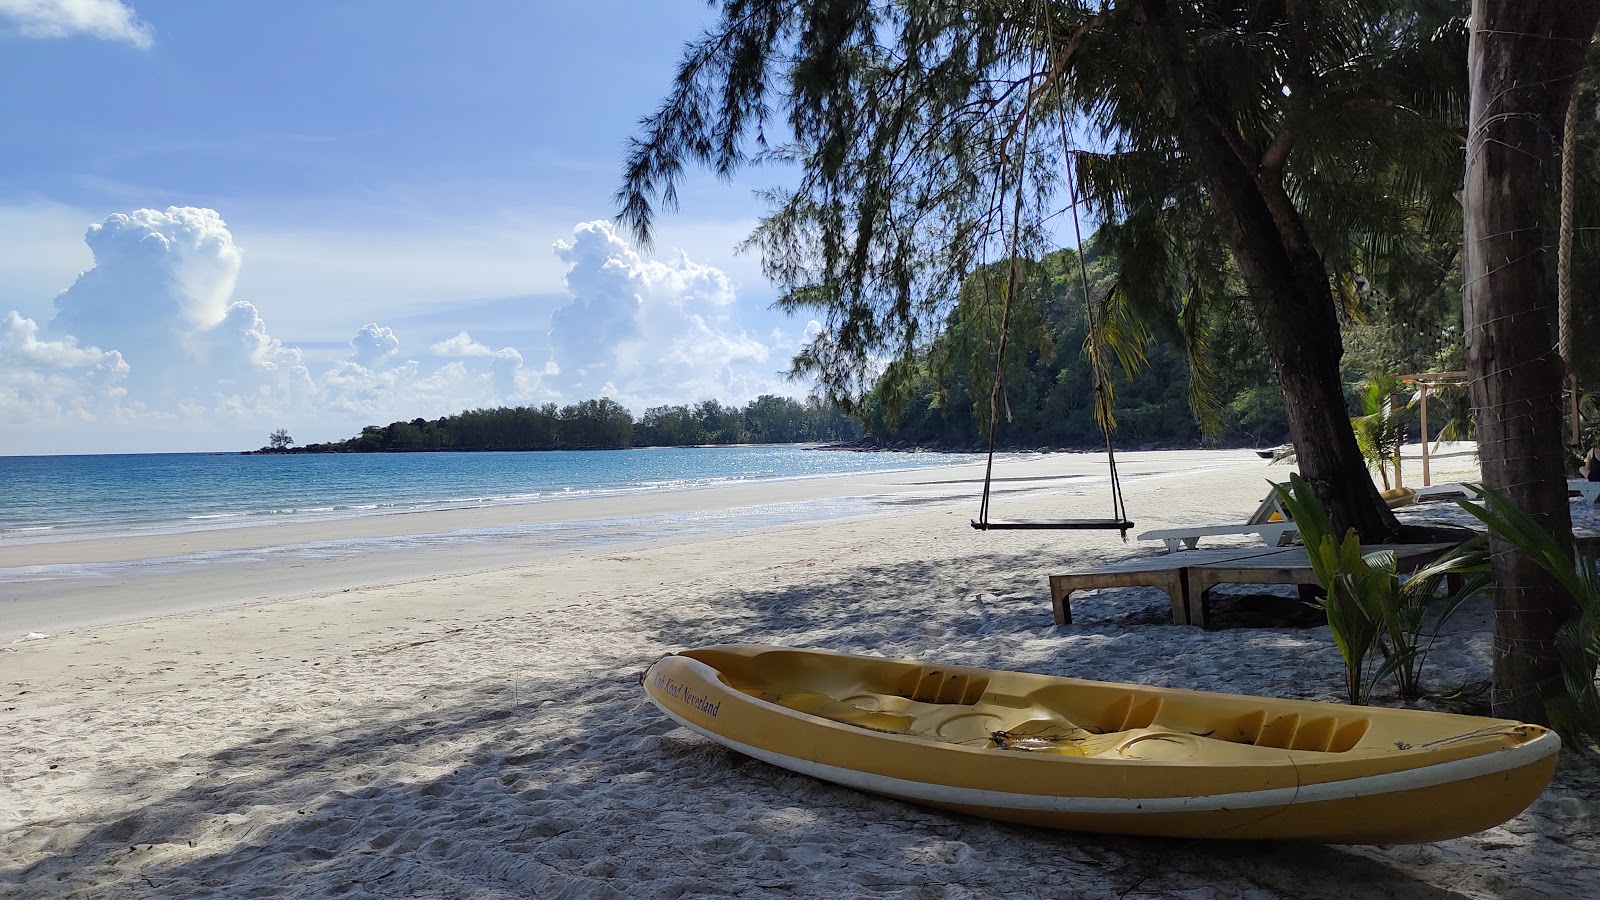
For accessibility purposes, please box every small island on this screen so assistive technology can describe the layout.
[247,395,860,453]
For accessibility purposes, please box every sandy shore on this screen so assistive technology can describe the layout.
[3,448,1596,898]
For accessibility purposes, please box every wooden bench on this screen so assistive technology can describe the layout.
[1047,548,1277,625]
[1183,542,1460,629]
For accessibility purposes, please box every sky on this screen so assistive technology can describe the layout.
[0,0,819,454]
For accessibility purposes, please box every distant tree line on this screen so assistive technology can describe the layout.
[252,395,860,453]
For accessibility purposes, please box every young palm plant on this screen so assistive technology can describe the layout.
[1273,473,1486,704]
[1376,541,1491,700]
[1351,377,1413,491]
[1458,485,1600,746]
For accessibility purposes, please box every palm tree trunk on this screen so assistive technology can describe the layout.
[1465,0,1600,723]
[1561,87,1574,445]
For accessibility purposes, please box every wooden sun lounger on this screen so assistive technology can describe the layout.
[1047,548,1278,625]
[1137,484,1295,552]
[1183,542,1460,629]
[1049,542,1462,629]
[1413,482,1470,500]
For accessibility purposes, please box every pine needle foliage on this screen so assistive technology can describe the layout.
[618,0,1467,441]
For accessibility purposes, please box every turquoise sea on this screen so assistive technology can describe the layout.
[0,446,970,543]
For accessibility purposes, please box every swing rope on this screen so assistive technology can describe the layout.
[974,94,1033,530]
[971,18,1130,536]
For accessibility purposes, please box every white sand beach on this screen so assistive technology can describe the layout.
[3,448,1597,898]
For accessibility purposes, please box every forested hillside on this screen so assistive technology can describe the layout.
[857,236,1475,451]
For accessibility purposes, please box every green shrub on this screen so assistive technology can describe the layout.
[1457,485,1600,747]
[1272,474,1484,704]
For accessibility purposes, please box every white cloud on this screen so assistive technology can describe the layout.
[429,331,496,358]
[3,209,814,453]
[425,331,529,397]
[317,352,540,425]
[348,322,399,368]
[204,301,314,403]
[0,0,153,48]
[49,206,242,356]
[2,310,122,371]
[545,220,784,409]
[0,310,128,422]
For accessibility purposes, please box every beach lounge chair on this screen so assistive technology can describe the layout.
[1414,482,1470,501]
[1139,480,1434,553]
[1138,487,1298,553]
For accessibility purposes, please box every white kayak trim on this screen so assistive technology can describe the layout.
[647,686,1559,817]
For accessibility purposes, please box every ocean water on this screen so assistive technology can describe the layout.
[0,446,971,543]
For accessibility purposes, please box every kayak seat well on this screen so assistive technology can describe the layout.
[1041,687,1373,753]
[755,682,1372,757]
[893,667,990,705]
[694,650,1374,756]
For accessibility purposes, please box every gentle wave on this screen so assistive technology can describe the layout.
[0,447,972,544]
[0,494,908,582]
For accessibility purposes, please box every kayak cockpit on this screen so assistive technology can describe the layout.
[750,683,1374,761]
[691,648,1381,758]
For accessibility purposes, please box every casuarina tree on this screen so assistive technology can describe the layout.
[618,0,1465,538]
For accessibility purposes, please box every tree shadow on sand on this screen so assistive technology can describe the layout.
[6,543,1590,899]
[635,547,1339,692]
[4,648,1520,900]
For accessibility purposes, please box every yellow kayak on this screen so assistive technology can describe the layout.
[1382,486,1420,508]
[642,645,1558,843]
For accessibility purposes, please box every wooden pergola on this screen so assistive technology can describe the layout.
[1395,371,1469,486]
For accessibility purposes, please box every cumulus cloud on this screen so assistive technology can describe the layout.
[0,310,128,421]
[0,0,153,48]
[5,208,813,452]
[34,207,258,404]
[429,331,496,358]
[348,322,399,368]
[2,310,123,371]
[204,301,313,404]
[49,207,242,357]
[424,331,530,397]
[545,220,779,408]
[316,351,539,425]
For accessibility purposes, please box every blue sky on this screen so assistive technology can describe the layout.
[0,0,812,454]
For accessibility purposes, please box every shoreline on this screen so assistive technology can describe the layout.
[0,450,1249,635]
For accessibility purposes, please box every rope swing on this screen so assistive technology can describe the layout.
[971,83,1132,537]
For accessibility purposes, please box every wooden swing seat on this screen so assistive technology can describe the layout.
[971,518,1134,533]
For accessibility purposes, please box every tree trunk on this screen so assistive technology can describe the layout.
[1220,185,1400,542]
[1133,0,1399,540]
[1464,0,1600,723]
[1560,87,1578,400]
[1561,79,1587,447]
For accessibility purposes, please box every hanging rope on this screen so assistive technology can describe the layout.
[975,97,1035,529]
[971,19,1131,536]
[1057,107,1130,533]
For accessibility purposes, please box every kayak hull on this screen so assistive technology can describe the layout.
[643,645,1559,843]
